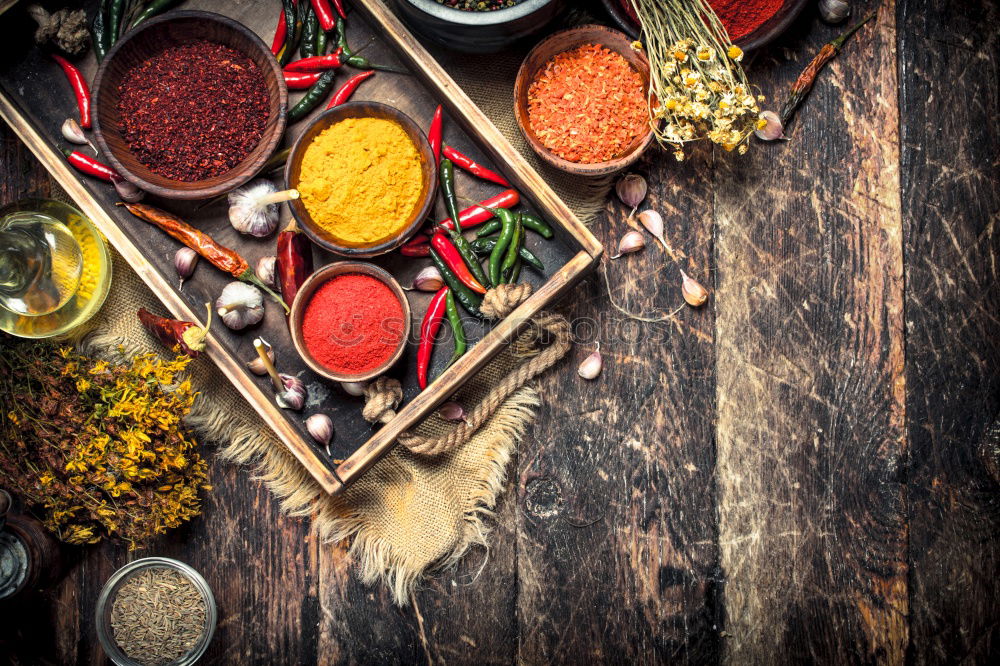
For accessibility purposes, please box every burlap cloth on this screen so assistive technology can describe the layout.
[69,19,611,604]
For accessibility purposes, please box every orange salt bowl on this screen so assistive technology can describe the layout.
[288,262,412,384]
[514,25,655,177]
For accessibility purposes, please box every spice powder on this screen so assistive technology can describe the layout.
[527,43,649,164]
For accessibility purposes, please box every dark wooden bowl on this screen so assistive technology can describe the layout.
[92,11,287,200]
[284,102,437,257]
[513,25,654,177]
[288,262,412,383]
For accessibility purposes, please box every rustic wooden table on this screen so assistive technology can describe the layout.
[1,0,998,663]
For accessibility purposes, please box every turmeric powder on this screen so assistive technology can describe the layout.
[297,117,423,247]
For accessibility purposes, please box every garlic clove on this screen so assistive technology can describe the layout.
[437,401,466,422]
[819,0,851,23]
[306,413,334,447]
[610,230,646,259]
[113,178,145,203]
[616,173,647,217]
[578,343,603,380]
[246,338,275,375]
[216,281,265,330]
[340,381,368,396]
[174,247,199,289]
[405,265,445,292]
[680,270,709,307]
[61,118,96,151]
[637,209,666,250]
[256,256,277,289]
[276,374,306,410]
[755,111,786,141]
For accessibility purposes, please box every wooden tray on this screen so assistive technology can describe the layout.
[0,0,601,495]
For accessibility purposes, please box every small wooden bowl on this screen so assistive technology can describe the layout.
[285,102,437,258]
[513,25,654,177]
[92,11,287,200]
[288,262,412,383]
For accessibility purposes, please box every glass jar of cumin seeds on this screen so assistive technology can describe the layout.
[95,557,217,666]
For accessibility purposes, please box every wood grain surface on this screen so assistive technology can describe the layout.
[1,0,998,664]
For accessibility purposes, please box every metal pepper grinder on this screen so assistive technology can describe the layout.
[0,489,63,601]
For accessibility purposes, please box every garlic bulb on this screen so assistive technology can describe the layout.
[406,266,444,292]
[680,270,709,307]
[306,413,334,447]
[616,173,647,218]
[610,230,646,259]
[256,256,277,289]
[216,281,264,330]
[819,0,850,23]
[174,247,198,288]
[755,111,785,141]
[578,343,603,380]
[228,179,300,237]
[246,338,274,375]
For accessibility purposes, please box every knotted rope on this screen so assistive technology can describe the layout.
[480,283,533,319]
[362,312,572,456]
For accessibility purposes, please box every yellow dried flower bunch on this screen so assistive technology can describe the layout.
[0,339,210,548]
[632,0,762,159]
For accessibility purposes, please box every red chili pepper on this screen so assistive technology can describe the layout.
[427,105,443,165]
[284,71,322,89]
[276,218,314,309]
[331,0,347,20]
[417,287,449,389]
[400,241,431,257]
[270,6,287,55]
[327,70,375,109]
[310,0,336,32]
[284,49,343,72]
[436,189,520,232]
[138,306,211,357]
[430,233,487,294]
[62,147,119,182]
[51,54,91,129]
[442,145,510,187]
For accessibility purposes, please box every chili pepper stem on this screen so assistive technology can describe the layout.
[241,269,290,313]
[185,303,214,350]
[254,337,285,392]
[830,10,876,50]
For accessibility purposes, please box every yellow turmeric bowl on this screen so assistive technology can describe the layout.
[285,102,437,257]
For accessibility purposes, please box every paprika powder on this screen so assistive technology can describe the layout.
[708,0,784,41]
[301,273,406,375]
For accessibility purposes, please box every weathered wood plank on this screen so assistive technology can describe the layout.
[515,147,720,664]
[898,0,1000,662]
[713,2,908,662]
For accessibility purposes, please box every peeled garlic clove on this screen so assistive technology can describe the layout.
[578,344,603,380]
[819,0,850,23]
[61,118,95,151]
[113,178,145,203]
[216,281,265,330]
[174,247,199,289]
[340,381,368,396]
[755,111,785,141]
[306,413,334,446]
[637,209,666,249]
[256,256,277,289]
[616,173,647,217]
[406,265,444,292]
[276,374,306,410]
[680,270,709,307]
[246,338,274,375]
[610,230,646,259]
[438,401,466,422]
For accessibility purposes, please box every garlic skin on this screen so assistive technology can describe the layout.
[637,210,666,250]
[407,266,445,292]
[340,381,368,396]
[616,173,647,217]
[276,374,306,410]
[256,256,277,289]
[246,338,274,375]
[305,413,334,446]
[755,111,786,141]
[819,0,850,23]
[61,118,95,151]
[174,247,199,289]
[610,230,646,259]
[680,270,709,307]
[216,281,265,330]
[438,401,466,422]
[578,343,603,380]
[228,179,300,237]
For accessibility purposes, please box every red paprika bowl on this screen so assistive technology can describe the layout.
[92,11,288,200]
[288,262,412,383]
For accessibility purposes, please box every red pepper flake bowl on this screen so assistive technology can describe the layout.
[513,25,654,177]
[92,11,287,200]
[288,262,412,383]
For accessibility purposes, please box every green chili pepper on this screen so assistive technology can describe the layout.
[279,0,301,65]
[316,21,328,56]
[508,256,522,283]
[440,159,492,288]
[300,6,318,58]
[500,215,522,281]
[470,237,544,271]
[288,70,336,123]
[489,209,517,286]
[430,249,483,318]
[517,213,555,239]
[445,289,467,367]
[335,17,351,55]
[91,0,110,62]
[476,219,502,238]
[108,0,125,41]
[261,147,291,174]
[130,0,182,30]
[440,159,462,231]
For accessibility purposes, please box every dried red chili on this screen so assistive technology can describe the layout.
[117,40,270,182]
[526,43,647,164]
